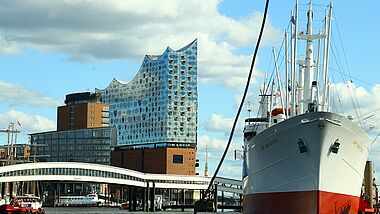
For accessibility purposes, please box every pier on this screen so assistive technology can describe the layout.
[0,162,243,212]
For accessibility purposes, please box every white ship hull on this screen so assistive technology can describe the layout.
[55,194,103,207]
[243,112,371,214]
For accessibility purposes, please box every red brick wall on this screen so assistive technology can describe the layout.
[57,106,70,131]
[111,147,196,175]
[167,148,196,175]
[73,103,88,130]
[57,102,108,131]
[144,148,167,173]
[87,103,108,128]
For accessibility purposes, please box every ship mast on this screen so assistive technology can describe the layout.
[290,1,298,117]
[285,30,289,118]
[291,0,331,114]
[303,1,315,109]
[321,1,333,112]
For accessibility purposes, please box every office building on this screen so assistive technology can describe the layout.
[30,92,115,165]
[30,127,115,164]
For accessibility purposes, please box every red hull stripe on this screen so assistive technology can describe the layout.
[243,190,361,214]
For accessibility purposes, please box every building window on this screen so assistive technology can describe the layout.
[173,155,183,164]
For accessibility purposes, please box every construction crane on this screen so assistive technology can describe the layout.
[0,122,20,164]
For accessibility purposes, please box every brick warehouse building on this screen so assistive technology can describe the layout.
[96,40,198,175]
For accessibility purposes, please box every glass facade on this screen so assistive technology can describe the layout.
[29,127,115,165]
[96,40,198,146]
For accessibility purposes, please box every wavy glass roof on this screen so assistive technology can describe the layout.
[96,40,198,146]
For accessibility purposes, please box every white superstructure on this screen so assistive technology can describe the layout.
[55,193,103,206]
[18,195,43,210]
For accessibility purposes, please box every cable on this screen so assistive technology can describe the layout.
[193,0,270,213]
[329,67,377,87]
[330,12,363,126]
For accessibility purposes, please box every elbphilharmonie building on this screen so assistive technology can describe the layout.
[96,40,198,175]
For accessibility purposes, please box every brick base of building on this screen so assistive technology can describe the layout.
[111,146,196,175]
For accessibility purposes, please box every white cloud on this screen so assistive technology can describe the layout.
[330,82,380,131]
[0,0,281,89]
[204,114,233,134]
[203,112,247,136]
[0,34,20,55]
[0,81,61,107]
[0,109,56,134]
[196,33,263,90]
[198,134,228,150]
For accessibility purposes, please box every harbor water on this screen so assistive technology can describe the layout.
[44,207,240,213]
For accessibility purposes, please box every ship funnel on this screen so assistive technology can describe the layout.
[308,81,318,112]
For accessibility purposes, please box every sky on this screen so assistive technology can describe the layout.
[1,0,380,180]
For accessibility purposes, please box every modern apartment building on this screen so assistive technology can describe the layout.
[57,92,109,131]
[96,40,198,175]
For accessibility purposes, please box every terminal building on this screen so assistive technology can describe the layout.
[96,39,198,175]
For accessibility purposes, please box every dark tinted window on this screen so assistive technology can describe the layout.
[173,155,183,164]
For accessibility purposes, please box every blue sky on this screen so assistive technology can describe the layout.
[1,0,380,179]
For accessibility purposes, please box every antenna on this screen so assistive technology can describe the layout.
[247,102,253,118]
[204,145,209,177]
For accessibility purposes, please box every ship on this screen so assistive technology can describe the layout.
[242,1,373,214]
[0,194,45,214]
[54,193,104,207]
